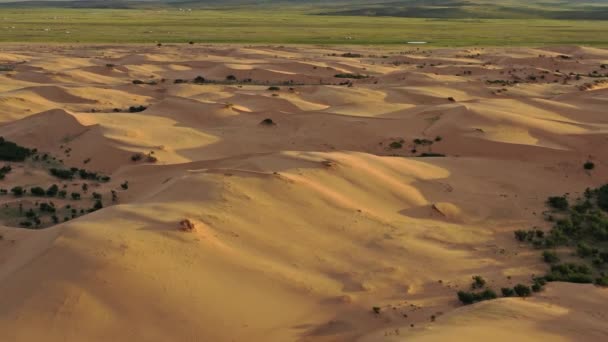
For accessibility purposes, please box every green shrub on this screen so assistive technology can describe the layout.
[577,242,595,258]
[457,289,497,305]
[389,141,403,149]
[419,153,446,157]
[46,184,59,197]
[598,185,608,211]
[71,192,81,200]
[547,196,568,210]
[471,275,486,289]
[334,73,369,79]
[0,165,12,179]
[584,161,595,170]
[92,200,103,211]
[268,86,280,91]
[0,137,33,161]
[50,168,75,180]
[260,118,276,126]
[30,187,45,196]
[542,250,560,263]
[413,138,434,146]
[128,105,147,113]
[514,230,528,242]
[501,287,514,297]
[11,186,24,196]
[513,284,531,297]
[545,263,593,283]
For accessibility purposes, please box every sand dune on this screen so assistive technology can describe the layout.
[0,44,606,342]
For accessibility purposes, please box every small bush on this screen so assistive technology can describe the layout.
[413,138,434,146]
[50,168,75,180]
[419,153,445,157]
[30,186,45,196]
[193,76,206,84]
[389,141,403,149]
[584,161,595,170]
[260,118,276,126]
[46,184,59,197]
[128,105,147,113]
[471,275,486,289]
[92,199,103,211]
[268,86,280,91]
[11,186,24,196]
[501,287,515,297]
[226,75,237,81]
[71,192,81,200]
[547,196,568,210]
[457,289,497,305]
[542,250,560,263]
[513,284,531,297]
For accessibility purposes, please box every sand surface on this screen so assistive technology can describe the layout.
[0,44,607,341]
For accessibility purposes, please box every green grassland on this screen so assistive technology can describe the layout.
[0,7,606,46]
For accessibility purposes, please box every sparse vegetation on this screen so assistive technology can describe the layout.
[334,73,369,79]
[515,184,608,287]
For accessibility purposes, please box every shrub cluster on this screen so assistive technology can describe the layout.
[457,289,496,305]
[0,137,34,161]
[50,167,110,182]
[515,184,608,286]
[334,73,369,79]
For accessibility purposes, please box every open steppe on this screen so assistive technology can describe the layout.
[0,43,607,341]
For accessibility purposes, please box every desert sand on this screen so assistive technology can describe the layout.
[0,43,606,341]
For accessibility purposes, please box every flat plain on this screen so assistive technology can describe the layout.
[0,8,608,46]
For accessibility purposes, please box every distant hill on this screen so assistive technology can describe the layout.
[0,0,607,19]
